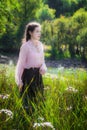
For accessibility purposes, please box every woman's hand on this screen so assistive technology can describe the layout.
[39,69,45,75]
[19,85,23,92]
[18,82,23,92]
[39,63,47,75]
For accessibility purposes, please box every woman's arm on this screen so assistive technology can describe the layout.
[15,44,28,87]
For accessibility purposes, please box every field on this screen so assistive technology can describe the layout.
[0,64,87,130]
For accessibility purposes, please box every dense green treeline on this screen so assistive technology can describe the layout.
[46,0,87,17]
[0,0,87,59]
[42,8,87,59]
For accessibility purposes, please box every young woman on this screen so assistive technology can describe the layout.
[15,22,47,114]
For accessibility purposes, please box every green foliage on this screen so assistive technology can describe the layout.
[41,8,87,59]
[0,25,18,51]
[36,4,56,22]
[46,0,87,17]
[0,0,44,50]
[0,0,19,37]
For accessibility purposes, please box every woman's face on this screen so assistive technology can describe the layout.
[30,26,41,40]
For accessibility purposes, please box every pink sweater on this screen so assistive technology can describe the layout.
[15,40,47,86]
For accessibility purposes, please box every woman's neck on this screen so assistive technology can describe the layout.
[30,38,39,46]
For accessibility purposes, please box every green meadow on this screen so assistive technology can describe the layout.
[0,64,87,130]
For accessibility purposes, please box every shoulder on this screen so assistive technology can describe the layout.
[20,41,29,51]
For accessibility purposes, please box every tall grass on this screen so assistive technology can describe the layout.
[0,64,87,130]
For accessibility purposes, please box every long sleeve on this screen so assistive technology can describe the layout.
[15,44,28,86]
[39,44,47,75]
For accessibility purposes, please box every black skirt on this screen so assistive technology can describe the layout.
[20,67,44,113]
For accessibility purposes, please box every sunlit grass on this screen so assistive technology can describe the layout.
[0,64,87,130]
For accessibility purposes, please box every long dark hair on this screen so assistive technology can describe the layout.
[22,22,41,44]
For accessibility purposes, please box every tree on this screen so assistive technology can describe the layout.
[0,0,44,50]
[0,0,19,37]
[36,4,55,22]
[46,0,87,17]
[46,0,63,17]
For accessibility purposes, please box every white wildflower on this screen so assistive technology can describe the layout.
[0,94,10,99]
[37,116,44,121]
[44,86,50,90]
[0,109,13,119]
[66,106,72,111]
[84,96,87,100]
[65,86,78,93]
[33,122,55,130]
